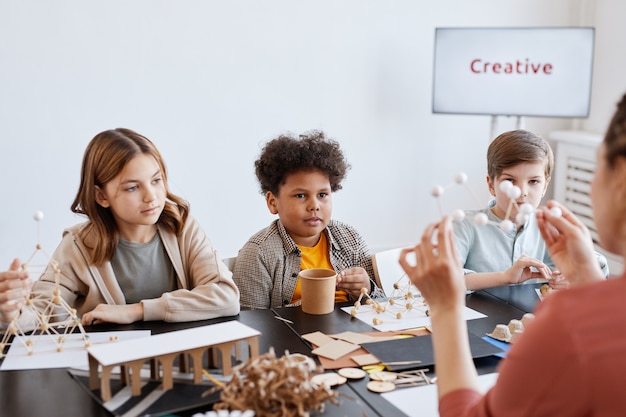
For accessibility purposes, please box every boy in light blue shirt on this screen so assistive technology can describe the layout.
[453,130,608,290]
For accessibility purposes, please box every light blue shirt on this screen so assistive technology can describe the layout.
[453,201,608,281]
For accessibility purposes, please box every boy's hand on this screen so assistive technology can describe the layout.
[504,255,552,285]
[337,267,371,298]
[548,270,570,289]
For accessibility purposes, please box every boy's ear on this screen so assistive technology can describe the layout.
[486,175,496,196]
[265,191,279,215]
[543,176,552,194]
[613,157,626,193]
[94,186,110,208]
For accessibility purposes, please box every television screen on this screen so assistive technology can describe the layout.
[432,27,594,117]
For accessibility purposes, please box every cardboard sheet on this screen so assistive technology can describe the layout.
[314,328,429,370]
[361,332,504,372]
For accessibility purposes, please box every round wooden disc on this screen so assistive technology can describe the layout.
[369,371,397,382]
[338,367,367,379]
[311,372,347,387]
[367,380,396,393]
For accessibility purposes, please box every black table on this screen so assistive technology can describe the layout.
[0,285,540,417]
[271,286,536,416]
[483,282,542,313]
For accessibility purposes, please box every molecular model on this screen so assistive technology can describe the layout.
[350,172,564,326]
[350,275,427,326]
[0,211,92,358]
[431,172,562,232]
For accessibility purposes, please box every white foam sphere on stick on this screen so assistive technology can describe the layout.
[519,203,534,215]
[549,206,563,218]
[500,219,514,233]
[473,212,489,226]
[33,210,44,221]
[506,186,521,200]
[452,209,465,222]
[431,185,444,197]
[454,172,468,184]
[516,212,529,225]
[499,181,513,193]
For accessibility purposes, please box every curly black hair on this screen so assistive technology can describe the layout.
[255,130,350,195]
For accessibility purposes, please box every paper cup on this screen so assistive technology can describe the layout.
[299,268,337,315]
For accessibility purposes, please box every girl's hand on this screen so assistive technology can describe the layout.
[82,303,144,326]
[337,267,370,298]
[0,258,33,323]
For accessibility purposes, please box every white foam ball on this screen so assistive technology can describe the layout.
[431,185,444,197]
[519,203,534,215]
[452,209,465,222]
[549,206,563,218]
[473,212,489,226]
[454,172,468,184]
[507,186,521,200]
[515,212,529,225]
[33,210,44,221]
[500,219,514,233]
[499,181,513,193]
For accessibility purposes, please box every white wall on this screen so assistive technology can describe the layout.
[0,0,605,269]
[583,0,626,134]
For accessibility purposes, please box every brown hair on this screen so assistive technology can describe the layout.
[604,94,626,167]
[71,128,189,265]
[254,130,350,195]
[487,129,554,181]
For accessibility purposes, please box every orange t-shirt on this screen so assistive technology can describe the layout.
[291,233,348,304]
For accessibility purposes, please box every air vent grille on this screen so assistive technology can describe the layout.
[562,156,598,244]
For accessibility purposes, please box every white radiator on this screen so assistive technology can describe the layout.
[550,130,624,276]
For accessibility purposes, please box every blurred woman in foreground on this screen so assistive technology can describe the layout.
[399,93,626,416]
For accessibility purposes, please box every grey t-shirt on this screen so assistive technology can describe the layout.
[111,233,176,304]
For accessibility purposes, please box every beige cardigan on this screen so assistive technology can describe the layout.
[23,216,240,326]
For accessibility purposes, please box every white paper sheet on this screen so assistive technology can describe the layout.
[381,372,498,417]
[1,330,150,371]
[341,303,486,331]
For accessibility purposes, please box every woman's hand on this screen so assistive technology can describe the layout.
[536,201,603,285]
[399,217,480,397]
[399,217,465,312]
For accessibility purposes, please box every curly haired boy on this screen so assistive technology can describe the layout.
[233,131,384,309]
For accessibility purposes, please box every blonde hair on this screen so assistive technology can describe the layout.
[71,128,189,265]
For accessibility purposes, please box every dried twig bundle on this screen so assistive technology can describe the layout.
[213,348,339,417]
